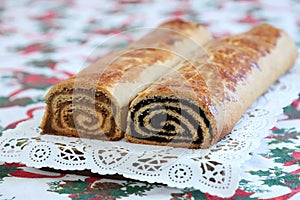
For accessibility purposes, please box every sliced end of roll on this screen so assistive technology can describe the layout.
[40,78,123,141]
[125,92,218,149]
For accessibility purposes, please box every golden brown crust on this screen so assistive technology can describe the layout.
[79,19,212,86]
[125,23,298,148]
[40,19,213,140]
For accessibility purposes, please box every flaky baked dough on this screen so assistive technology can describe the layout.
[125,24,298,149]
[40,19,212,140]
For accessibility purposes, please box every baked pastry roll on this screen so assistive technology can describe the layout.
[126,24,298,149]
[40,19,212,140]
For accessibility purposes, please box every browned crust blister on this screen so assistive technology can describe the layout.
[125,24,298,149]
[40,19,213,141]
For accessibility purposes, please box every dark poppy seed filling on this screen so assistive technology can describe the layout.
[128,96,212,144]
[125,24,297,149]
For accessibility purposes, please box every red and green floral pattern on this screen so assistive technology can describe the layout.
[48,178,160,200]
[283,94,300,120]
[0,0,299,199]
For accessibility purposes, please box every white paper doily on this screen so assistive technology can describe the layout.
[0,63,299,198]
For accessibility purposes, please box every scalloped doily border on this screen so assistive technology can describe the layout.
[0,63,299,197]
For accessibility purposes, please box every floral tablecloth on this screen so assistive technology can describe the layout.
[0,0,300,199]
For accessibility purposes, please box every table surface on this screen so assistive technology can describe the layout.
[0,0,300,199]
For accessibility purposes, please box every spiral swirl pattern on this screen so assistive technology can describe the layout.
[125,24,297,149]
[41,85,121,140]
[127,95,213,148]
